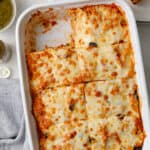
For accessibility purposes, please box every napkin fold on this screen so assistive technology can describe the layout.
[0,79,29,150]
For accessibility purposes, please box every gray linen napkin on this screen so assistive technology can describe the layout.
[0,79,29,150]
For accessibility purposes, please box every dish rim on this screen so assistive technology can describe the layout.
[16,0,150,150]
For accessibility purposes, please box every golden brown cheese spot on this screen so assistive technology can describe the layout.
[64,131,77,142]
[47,68,52,74]
[108,132,121,144]
[48,134,55,141]
[57,64,62,69]
[40,138,47,150]
[95,91,102,97]
[110,86,120,95]
[40,119,53,130]
[52,145,62,150]
[129,95,139,112]
[33,96,54,130]
[93,52,99,57]
[104,95,108,100]
[100,58,108,65]
[111,71,118,77]
[135,118,144,134]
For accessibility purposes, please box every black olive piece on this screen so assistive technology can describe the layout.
[134,90,139,100]
[116,113,125,120]
[133,147,142,150]
[89,42,98,47]
[112,40,124,45]
[43,133,48,138]
[120,19,127,26]
[69,104,75,111]
[119,40,124,44]
[88,136,96,144]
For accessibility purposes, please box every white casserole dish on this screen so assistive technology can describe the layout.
[16,0,150,150]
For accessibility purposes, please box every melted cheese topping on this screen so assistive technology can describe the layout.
[68,4,129,48]
[85,80,144,149]
[88,116,144,150]
[26,45,84,93]
[77,42,135,81]
[27,42,135,93]
[34,80,144,150]
[86,80,144,149]
[40,121,90,150]
[85,79,140,120]
[33,84,87,132]
[26,4,145,150]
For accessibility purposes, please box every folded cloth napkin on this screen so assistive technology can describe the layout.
[0,79,29,150]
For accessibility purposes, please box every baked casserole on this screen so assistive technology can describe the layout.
[26,4,145,150]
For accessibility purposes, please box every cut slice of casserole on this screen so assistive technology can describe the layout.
[39,121,91,150]
[85,79,142,120]
[88,116,144,150]
[33,84,87,132]
[68,4,130,48]
[77,42,135,81]
[85,80,145,149]
[33,80,145,150]
[26,45,86,93]
[27,41,135,93]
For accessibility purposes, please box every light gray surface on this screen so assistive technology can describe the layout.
[138,23,150,95]
[0,79,29,150]
[0,0,48,78]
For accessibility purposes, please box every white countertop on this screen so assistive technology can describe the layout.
[0,0,48,78]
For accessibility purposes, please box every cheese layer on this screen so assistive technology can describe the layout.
[27,46,84,93]
[33,84,87,132]
[68,4,130,48]
[77,42,135,81]
[34,80,144,150]
[27,42,135,93]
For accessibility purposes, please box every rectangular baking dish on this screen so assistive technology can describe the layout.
[16,0,150,150]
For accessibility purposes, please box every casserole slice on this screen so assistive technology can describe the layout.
[68,4,130,48]
[85,79,145,149]
[33,83,87,132]
[26,45,84,93]
[77,42,135,81]
[39,121,90,150]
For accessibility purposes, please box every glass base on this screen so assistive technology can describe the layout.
[0,45,11,63]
